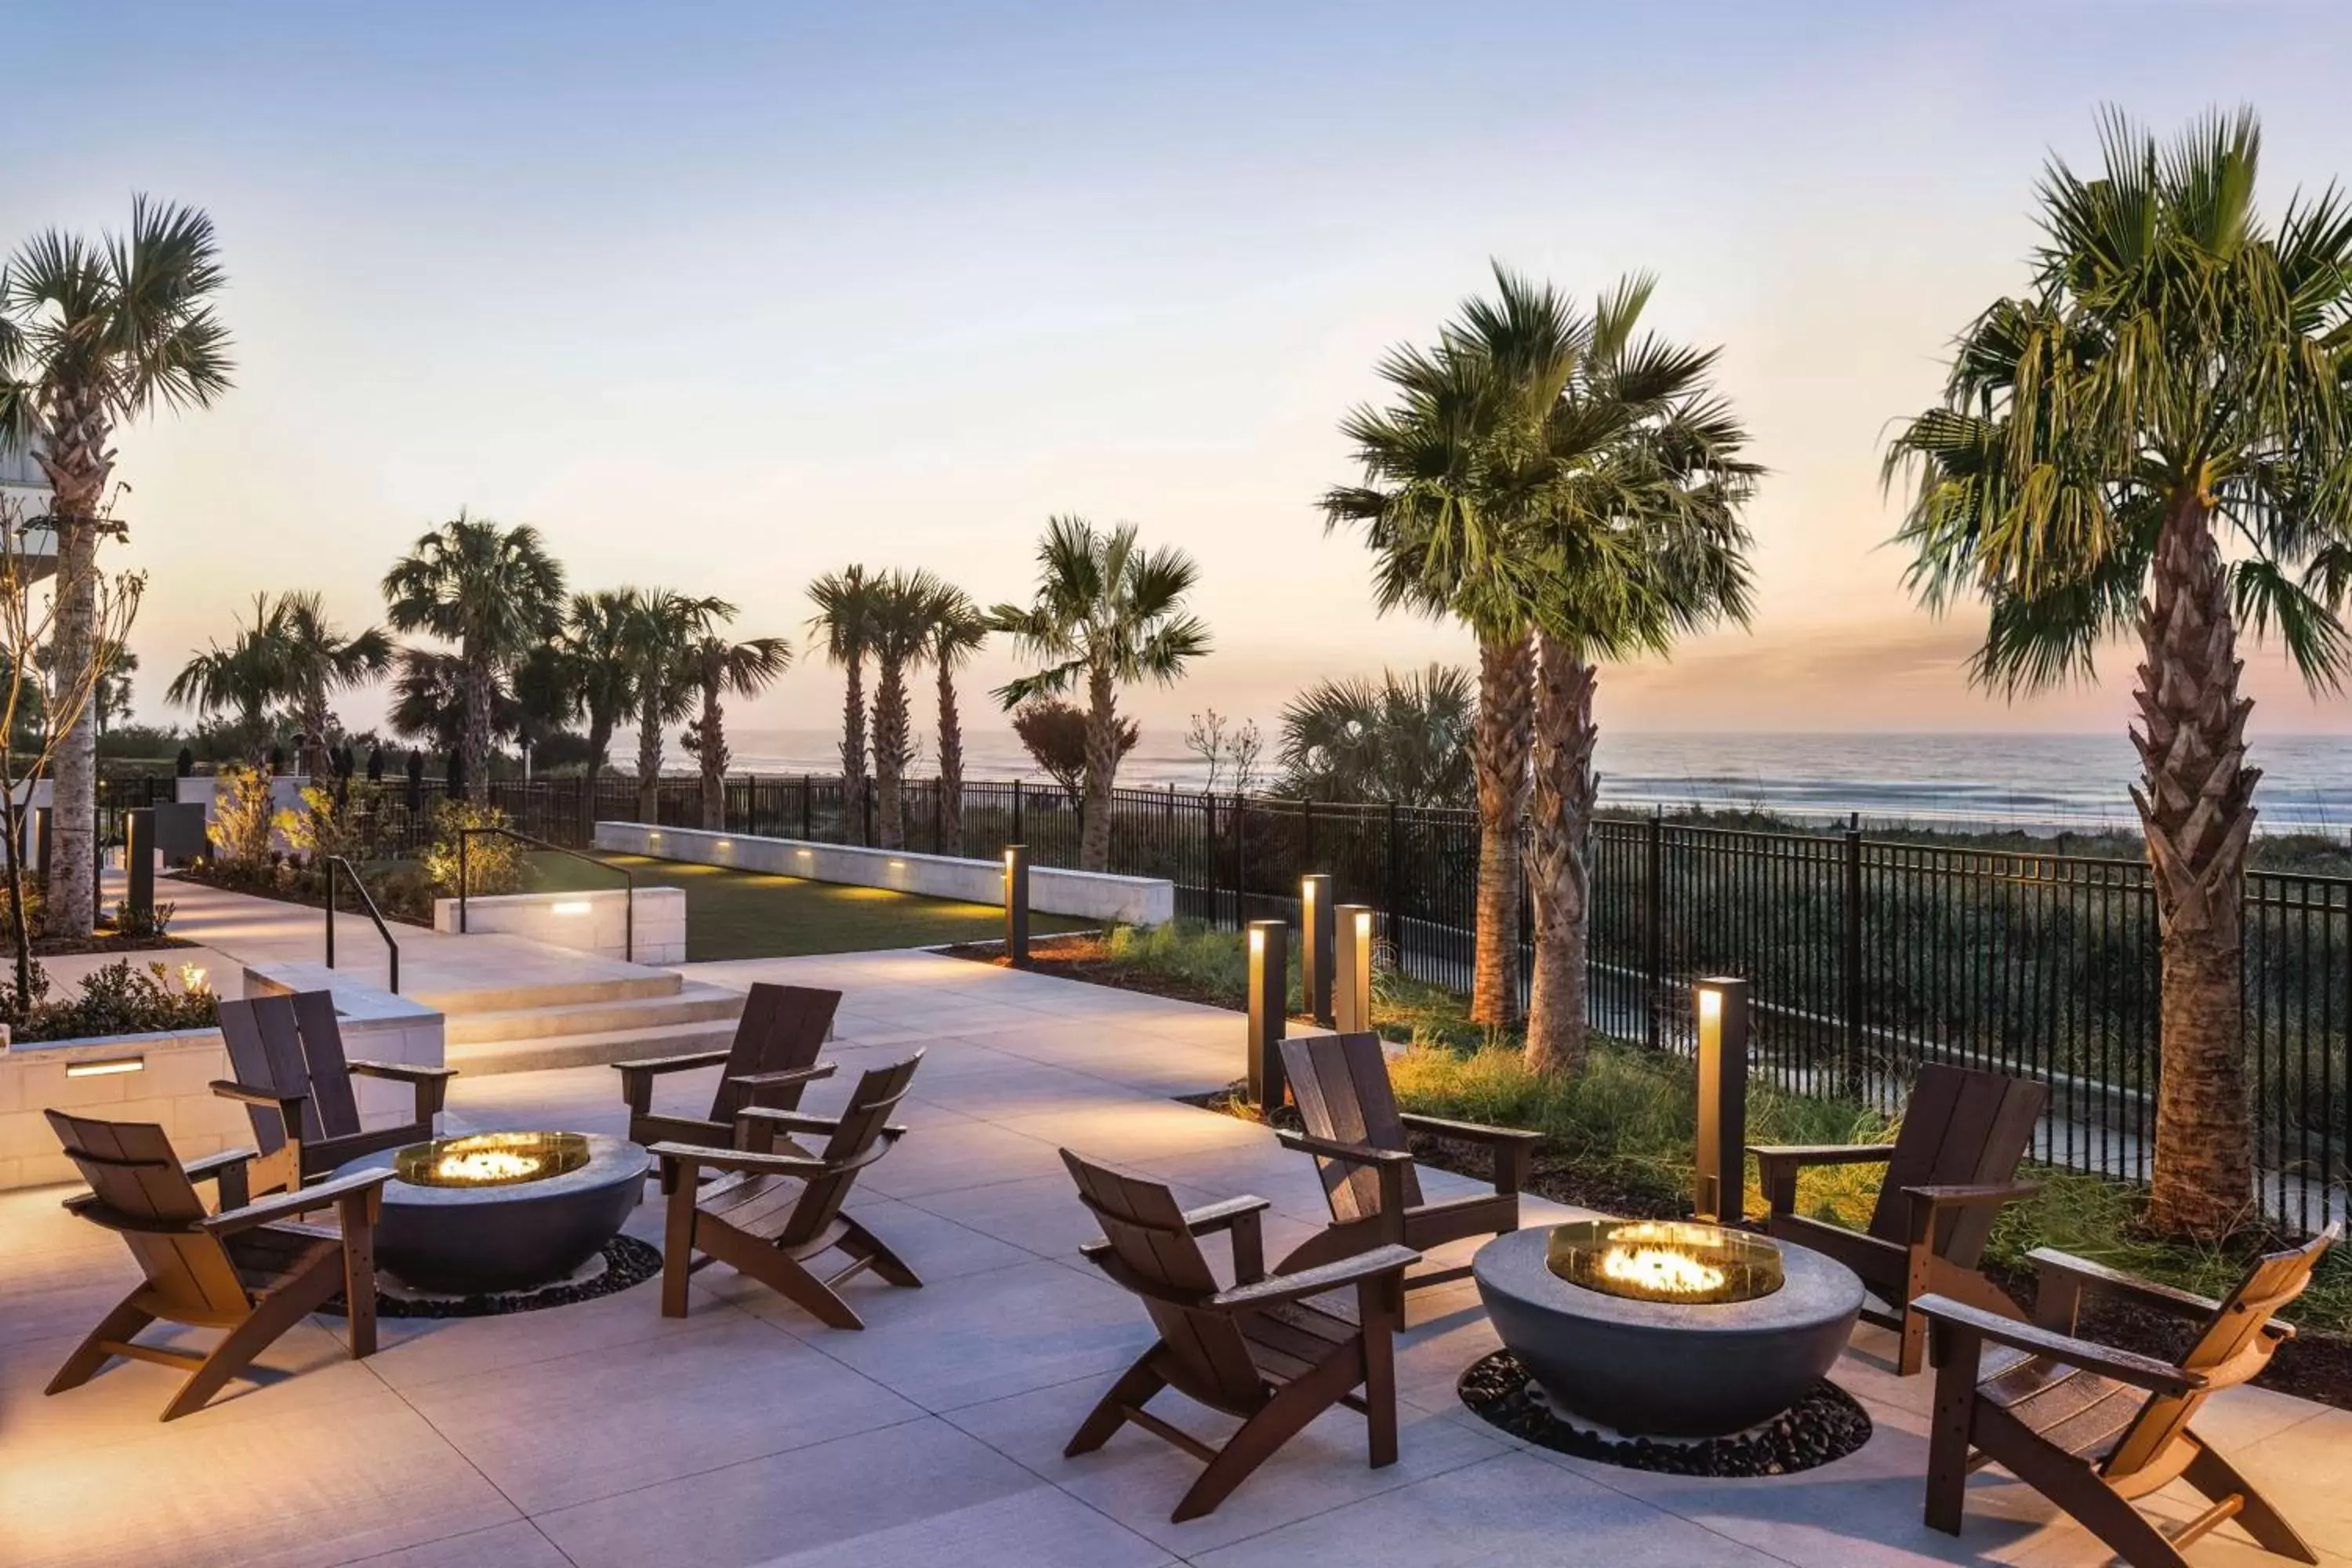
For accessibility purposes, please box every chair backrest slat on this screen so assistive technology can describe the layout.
[1281,1032,1425,1224]
[1867,1065,2047,1264]
[710,984,840,1123]
[46,1110,249,1316]
[2102,1225,2336,1479]
[780,1051,920,1243]
[1062,1149,1264,1410]
[290,989,361,1136]
[218,996,293,1157]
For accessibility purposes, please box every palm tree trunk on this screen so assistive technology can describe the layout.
[839,658,868,840]
[1080,665,1119,873]
[1524,632,1597,1075]
[1470,630,1531,1025]
[635,689,663,823]
[698,680,727,832]
[936,662,964,856]
[872,655,909,851]
[300,691,332,779]
[47,516,100,935]
[460,642,493,804]
[581,718,613,840]
[2134,490,2258,1240]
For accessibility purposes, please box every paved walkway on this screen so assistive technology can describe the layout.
[2,949,2345,1566]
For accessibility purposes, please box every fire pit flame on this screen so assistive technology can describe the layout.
[1548,1219,1784,1305]
[1599,1237,1729,1298]
[394,1132,592,1190]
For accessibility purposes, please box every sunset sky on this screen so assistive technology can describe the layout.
[6,2,2350,743]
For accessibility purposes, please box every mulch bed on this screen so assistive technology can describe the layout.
[28,929,195,956]
[318,1235,661,1319]
[1459,1350,1873,1476]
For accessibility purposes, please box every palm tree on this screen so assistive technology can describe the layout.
[0,197,233,935]
[1276,664,1476,808]
[165,593,284,758]
[807,566,878,839]
[1887,108,2352,1240]
[622,589,730,822]
[558,589,640,781]
[382,514,566,799]
[989,518,1210,872]
[684,630,793,829]
[864,569,944,851]
[1323,294,1544,1026]
[389,647,518,755]
[268,590,394,777]
[926,584,988,853]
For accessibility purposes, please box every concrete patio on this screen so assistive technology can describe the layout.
[2,948,2345,1567]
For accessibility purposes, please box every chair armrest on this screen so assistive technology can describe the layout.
[732,1107,907,1140]
[1210,1243,1421,1312]
[1904,1181,2042,1212]
[345,1058,459,1083]
[612,1049,731,1076]
[1913,1293,2203,1396]
[2027,1247,2227,1327]
[1185,1195,1269,1283]
[728,1062,837,1090]
[209,1079,308,1122]
[183,1147,258,1186]
[1748,1142,1894,1167]
[648,1140,826,1180]
[1275,1128,1414,1167]
[1396,1112,1541,1146]
[1181,1195,1272,1235]
[202,1167,390,1236]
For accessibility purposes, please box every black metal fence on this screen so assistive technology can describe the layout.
[158,766,2348,1232]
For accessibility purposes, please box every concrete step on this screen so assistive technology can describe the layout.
[413,967,684,1016]
[444,981,746,1045]
[446,1016,744,1076]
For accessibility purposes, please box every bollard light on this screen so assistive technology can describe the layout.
[1334,903,1374,1033]
[125,808,156,920]
[1692,976,1751,1222]
[1299,873,1335,1026]
[1246,918,1288,1106]
[1003,844,1030,968]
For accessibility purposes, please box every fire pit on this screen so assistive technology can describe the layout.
[1473,1221,1860,1438]
[339,1131,649,1296]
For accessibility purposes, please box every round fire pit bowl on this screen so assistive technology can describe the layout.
[1473,1221,1861,1439]
[337,1132,649,1296]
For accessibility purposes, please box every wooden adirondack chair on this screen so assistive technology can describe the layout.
[615,982,841,1151]
[44,1109,389,1421]
[651,1052,922,1329]
[1062,1149,1420,1523]
[1918,1225,2338,1568]
[1750,1063,2047,1374]
[213,989,456,1195]
[1274,1031,1539,1303]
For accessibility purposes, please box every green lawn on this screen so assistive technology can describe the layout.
[521,851,1087,961]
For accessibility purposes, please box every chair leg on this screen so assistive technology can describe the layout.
[160,1285,318,1421]
[1066,1351,1165,1457]
[661,1171,698,1318]
[702,1224,865,1329]
[1923,1344,1976,1536]
[1359,1279,1398,1468]
[2181,1442,2318,1564]
[1172,1345,1360,1523]
[837,1215,921,1289]
[45,1293,154,1396]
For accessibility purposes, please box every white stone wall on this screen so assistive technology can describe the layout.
[0,972,446,1191]
[591,822,1175,927]
[430,886,687,965]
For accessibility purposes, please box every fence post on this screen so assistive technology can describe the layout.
[1012,778,1024,842]
[1233,793,1248,926]
[1643,809,1664,1050]
[1385,800,1403,967]
[1303,796,1316,869]
[862,786,875,848]
[932,781,943,855]
[1203,792,1219,927]
[1842,811,1864,1101]
[800,775,812,840]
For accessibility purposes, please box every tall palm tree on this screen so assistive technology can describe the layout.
[865,569,944,851]
[807,566,878,838]
[684,629,793,829]
[989,518,1211,872]
[558,589,640,782]
[389,646,518,755]
[1276,664,1476,808]
[926,583,988,854]
[0,197,233,935]
[1323,292,1546,1026]
[622,589,731,822]
[269,590,394,777]
[383,514,566,799]
[1887,108,2352,1240]
[165,593,284,759]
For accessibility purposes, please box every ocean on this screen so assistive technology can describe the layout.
[728,728,2352,836]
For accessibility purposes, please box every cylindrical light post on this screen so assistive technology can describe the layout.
[1003,844,1031,968]
[1692,977,1752,1223]
[1334,902,1374,1033]
[1300,873,1335,1026]
[1247,918,1288,1106]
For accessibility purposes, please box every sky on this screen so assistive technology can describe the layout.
[5,0,2350,746]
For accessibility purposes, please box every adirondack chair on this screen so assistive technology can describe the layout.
[44,1109,389,1421]
[212,989,457,1195]
[1273,1031,1540,1304]
[1750,1063,2047,1374]
[1062,1149,1420,1523]
[1918,1224,2338,1568]
[614,982,841,1151]
[650,1052,922,1329]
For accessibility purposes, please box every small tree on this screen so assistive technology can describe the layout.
[1013,698,1137,808]
[205,765,280,870]
[1184,708,1265,797]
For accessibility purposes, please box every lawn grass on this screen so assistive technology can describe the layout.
[523,851,1089,960]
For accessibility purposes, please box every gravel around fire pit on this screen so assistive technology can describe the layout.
[320,1235,662,1320]
[1458,1350,1872,1476]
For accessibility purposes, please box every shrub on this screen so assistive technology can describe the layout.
[105,899,176,942]
[206,766,285,869]
[419,798,524,896]
[7,959,217,1042]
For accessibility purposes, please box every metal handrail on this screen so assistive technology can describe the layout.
[323,855,401,993]
[457,826,637,962]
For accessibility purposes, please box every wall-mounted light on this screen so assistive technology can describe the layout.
[1691,977,1751,1223]
[1247,918,1287,1106]
[716,839,731,850]
[1299,873,1335,1027]
[67,1056,145,1078]
[888,859,906,869]
[1334,903,1374,1033]
[1003,844,1030,967]
[550,900,593,916]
